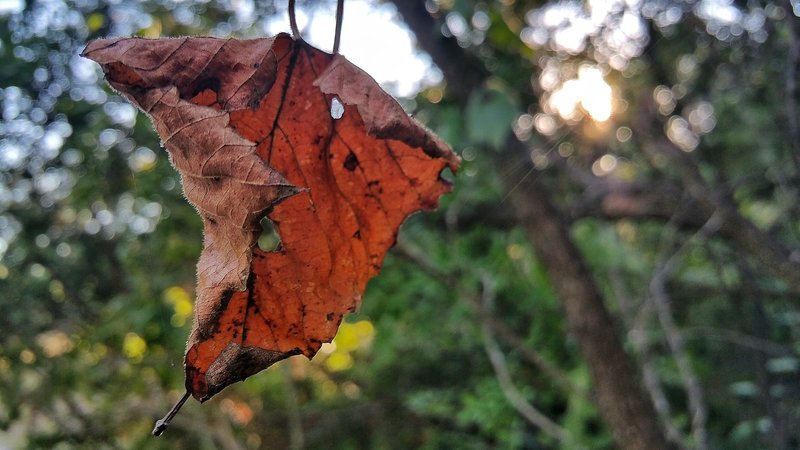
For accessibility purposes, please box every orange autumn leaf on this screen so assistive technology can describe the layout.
[82,33,459,401]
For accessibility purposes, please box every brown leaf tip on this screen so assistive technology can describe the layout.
[82,35,292,112]
[187,342,297,401]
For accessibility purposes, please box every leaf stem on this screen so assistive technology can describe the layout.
[288,0,301,41]
[152,390,191,436]
[333,0,344,54]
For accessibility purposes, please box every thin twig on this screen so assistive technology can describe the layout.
[477,305,591,400]
[609,268,689,450]
[682,326,795,356]
[648,211,722,450]
[288,0,301,40]
[636,90,800,294]
[478,275,575,445]
[395,240,588,399]
[333,0,344,54]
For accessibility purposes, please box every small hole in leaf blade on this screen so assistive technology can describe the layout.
[330,96,344,120]
[257,217,281,251]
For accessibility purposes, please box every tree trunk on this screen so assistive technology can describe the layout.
[391,3,673,449]
[498,144,672,450]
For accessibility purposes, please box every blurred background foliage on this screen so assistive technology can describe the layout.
[1,0,800,449]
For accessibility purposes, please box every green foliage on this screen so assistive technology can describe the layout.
[2,0,800,449]
[465,86,520,148]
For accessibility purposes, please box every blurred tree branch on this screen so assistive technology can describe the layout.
[391,3,673,449]
[647,213,724,450]
[782,0,800,172]
[609,267,690,449]
[635,112,800,293]
[395,240,588,400]
[478,274,574,445]
[637,30,800,294]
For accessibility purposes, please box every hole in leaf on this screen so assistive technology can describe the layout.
[330,96,344,120]
[257,216,281,251]
[439,166,456,183]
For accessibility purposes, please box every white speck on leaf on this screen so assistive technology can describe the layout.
[330,96,344,120]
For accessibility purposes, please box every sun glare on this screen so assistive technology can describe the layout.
[548,66,613,122]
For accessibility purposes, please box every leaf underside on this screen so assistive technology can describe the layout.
[82,33,459,401]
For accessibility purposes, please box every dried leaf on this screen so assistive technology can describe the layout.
[82,33,459,401]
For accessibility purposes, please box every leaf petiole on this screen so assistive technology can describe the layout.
[152,390,191,436]
[333,0,344,54]
[288,0,300,41]
[288,0,345,54]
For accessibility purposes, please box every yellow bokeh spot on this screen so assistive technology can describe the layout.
[335,324,360,352]
[20,349,36,364]
[84,343,108,365]
[137,160,156,172]
[94,343,108,358]
[353,320,374,339]
[140,18,163,38]
[507,244,525,260]
[164,286,193,327]
[49,280,65,301]
[319,379,338,399]
[123,332,147,363]
[333,320,375,353]
[616,221,636,243]
[424,86,444,104]
[86,13,105,32]
[0,264,8,279]
[341,381,361,399]
[325,351,353,372]
[617,161,638,181]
